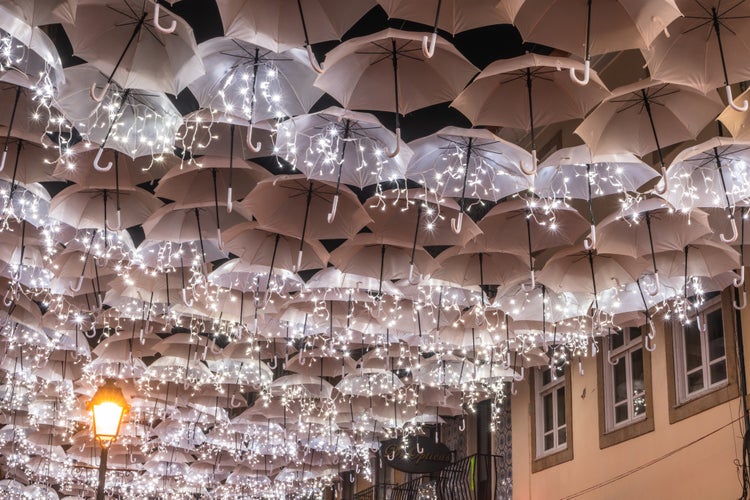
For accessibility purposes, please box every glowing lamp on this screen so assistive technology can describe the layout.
[88,379,129,448]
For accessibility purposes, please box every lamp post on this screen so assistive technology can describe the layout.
[87,379,129,500]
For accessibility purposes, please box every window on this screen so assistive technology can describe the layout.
[531,363,572,471]
[666,289,739,423]
[597,326,654,448]
[673,294,728,403]
[605,327,646,429]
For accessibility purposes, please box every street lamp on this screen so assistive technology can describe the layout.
[87,379,129,500]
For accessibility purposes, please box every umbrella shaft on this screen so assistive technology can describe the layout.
[3,86,21,150]
[711,8,732,85]
[106,13,148,85]
[299,183,314,252]
[641,91,664,167]
[392,40,400,129]
[526,69,536,150]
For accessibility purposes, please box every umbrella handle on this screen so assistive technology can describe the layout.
[408,263,421,285]
[735,289,747,310]
[327,194,339,224]
[227,187,233,214]
[513,365,524,381]
[583,225,596,250]
[386,128,401,158]
[90,82,110,102]
[450,211,463,234]
[607,351,619,366]
[577,358,584,376]
[510,380,517,395]
[725,85,749,112]
[734,266,745,288]
[458,418,465,432]
[0,149,6,172]
[422,32,437,59]
[106,209,122,231]
[519,150,538,175]
[306,44,324,74]
[653,167,668,195]
[83,324,98,339]
[501,351,511,370]
[647,271,660,296]
[230,394,242,408]
[569,59,590,86]
[182,288,194,307]
[153,3,177,34]
[292,250,303,273]
[652,16,671,38]
[644,334,656,352]
[210,338,221,354]
[386,449,396,461]
[69,276,85,293]
[217,227,224,251]
[520,270,536,292]
[246,124,262,153]
[416,441,424,454]
[2,287,14,307]
[93,148,113,172]
[268,356,277,370]
[720,217,738,243]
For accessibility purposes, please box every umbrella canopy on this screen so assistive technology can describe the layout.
[62,0,204,94]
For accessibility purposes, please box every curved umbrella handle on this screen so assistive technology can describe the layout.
[386,449,396,461]
[734,266,745,288]
[210,338,221,354]
[153,3,177,34]
[520,270,536,292]
[513,365,525,381]
[653,166,668,195]
[735,289,747,310]
[83,324,98,339]
[422,32,437,58]
[182,288,194,307]
[510,380,518,396]
[725,85,749,112]
[2,287,14,307]
[644,334,656,352]
[519,150,538,175]
[569,59,590,86]
[90,82,110,102]
[416,441,424,454]
[93,148,113,172]
[268,356,277,370]
[607,349,620,366]
[227,187,233,214]
[450,211,463,234]
[583,224,596,250]
[458,417,465,432]
[501,351,511,370]
[720,217,738,243]
[327,194,339,223]
[230,394,242,408]
[246,124,262,153]
[647,271,660,296]
[69,276,85,293]
[0,149,6,172]
[647,319,656,340]
[306,45,324,74]
[106,209,122,231]
[386,127,401,158]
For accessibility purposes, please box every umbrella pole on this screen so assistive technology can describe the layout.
[295,0,324,73]
[211,169,223,249]
[376,244,386,298]
[295,182,314,271]
[587,250,599,310]
[0,86,21,171]
[386,40,402,158]
[408,203,423,284]
[712,132,740,243]
[522,69,538,174]
[452,138,473,235]
[7,139,22,202]
[328,119,350,223]
[90,13,147,102]
[264,233,281,294]
[583,164,597,249]
[228,124,235,212]
[522,207,536,290]
[569,0,592,85]
[641,90,669,193]
[644,212,661,295]
[479,252,485,307]
[711,7,748,111]
[193,208,207,267]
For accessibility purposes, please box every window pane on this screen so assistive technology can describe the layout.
[628,327,641,342]
[706,309,725,361]
[556,388,565,427]
[543,393,553,432]
[687,369,704,394]
[542,368,551,386]
[710,360,727,385]
[631,349,644,394]
[558,427,566,445]
[613,358,627,403]
[610,333,624,350]
[615,403,629,423]
[544,433,554,451]
[683,323,703,372]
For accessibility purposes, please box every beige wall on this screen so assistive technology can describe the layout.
[512,305,750,500]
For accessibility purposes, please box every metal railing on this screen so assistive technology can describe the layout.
[354,454,509,500]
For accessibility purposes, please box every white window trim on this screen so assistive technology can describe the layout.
[535,367,567,458]
[673,295,729,404]
[603,328,646,432]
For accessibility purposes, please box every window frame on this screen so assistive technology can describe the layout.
[596,326,654,448]
[530,364,573,472]
[665,288,740,424]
